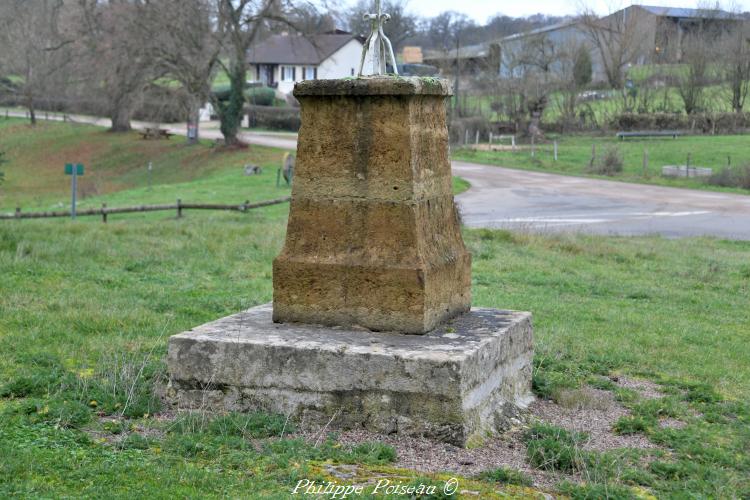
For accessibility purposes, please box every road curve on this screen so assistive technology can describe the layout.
[6,110,750,239]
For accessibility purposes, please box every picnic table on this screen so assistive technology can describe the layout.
[616,130,682,140]
[140,127,174,140]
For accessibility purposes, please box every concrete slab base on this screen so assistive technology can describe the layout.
[166,303,534,447]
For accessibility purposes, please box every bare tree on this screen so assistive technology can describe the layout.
[677,31,711,115]
[719,22,750,112]
[0,0,74,125]
[579,7,650,89]
[144,0,220,144]
[76,0,158,132]
[485,31,559,135]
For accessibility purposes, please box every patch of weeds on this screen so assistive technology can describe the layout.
[168,411,290,438]
[556,387,612,410]
[80,354,164,418]
[557,481,637,499]
[476,228,514,243]
[587,376,617,391]
[613,415,654,435]
[524,423,586,472]
[0,356,74,399]
[102,420,126,434]
[587,146,624,176]
[165,433,217,458]
[682,383,721,403]
[263,438,396,469]
[119,433,153,450]
[348,442,397,465]
[13,398,92,428]
[477,466,533,486]
[613,388,639,404]
[632,396,687,420]
[532,356,587,400]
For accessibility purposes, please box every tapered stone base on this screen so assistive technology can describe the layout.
[167,303,534,447]
[272,77,471,334]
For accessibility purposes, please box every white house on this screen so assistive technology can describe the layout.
[247,31,364,95]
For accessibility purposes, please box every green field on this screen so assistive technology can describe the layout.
[454,133,750,193]
[1,120,749,497]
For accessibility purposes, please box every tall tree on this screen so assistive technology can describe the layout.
[0,0,74,126]
[579,6,650,89]
[212,0,293,147]
[719,22,750,113]
[144,0,220,144]
[77,0,157,132]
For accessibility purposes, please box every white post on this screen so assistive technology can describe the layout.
[554,140,558,161]
[475,130,479,145]
[489,132,493,147]
[464,129,469,145]
[511,135,516,151]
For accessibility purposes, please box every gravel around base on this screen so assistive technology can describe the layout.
[291,382,667,490]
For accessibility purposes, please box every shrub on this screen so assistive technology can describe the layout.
[245,87,276,106]
[245,105,300,131]
[705,166,750,190]
[588,146,624,176]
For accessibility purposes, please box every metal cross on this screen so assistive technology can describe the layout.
[357,0,398,76]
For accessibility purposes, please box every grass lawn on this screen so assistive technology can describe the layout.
[454,133,750,193]
[1,119,749,497]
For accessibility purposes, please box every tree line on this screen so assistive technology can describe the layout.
[0,0,571,145]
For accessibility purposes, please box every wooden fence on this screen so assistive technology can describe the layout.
[0,197,291,222]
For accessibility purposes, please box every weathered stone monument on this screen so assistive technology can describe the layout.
[167,1,533,446]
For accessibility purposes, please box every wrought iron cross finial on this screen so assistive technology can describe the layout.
[357,0,398,76]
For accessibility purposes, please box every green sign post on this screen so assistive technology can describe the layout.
[65,163,84,219]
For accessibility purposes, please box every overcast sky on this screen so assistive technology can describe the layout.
[337,0,750,23]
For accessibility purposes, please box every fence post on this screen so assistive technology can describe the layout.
[686,153,691,177]
[102,203,107,224]
[643,148,649,177]
[475,130,479,145]
[553,140,558,161]
[177,198,182,218]
[727,155,731,167]
[464,129,469,145]
[489,132,493,147]
[243,200,249,212]
[531,135,535,158]
[15,207,20,219]
[511,135,516,152]
[590,144,596,167]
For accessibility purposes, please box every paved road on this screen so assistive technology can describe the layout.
[453,162,750,239]
[7,110,750,239]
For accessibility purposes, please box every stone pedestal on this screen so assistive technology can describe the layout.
[166,77,534,446]
[273,78,471,334]
[167,303,534,447]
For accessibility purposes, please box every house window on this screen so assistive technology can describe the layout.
[281,65,296,82]
[303,66,316,80]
